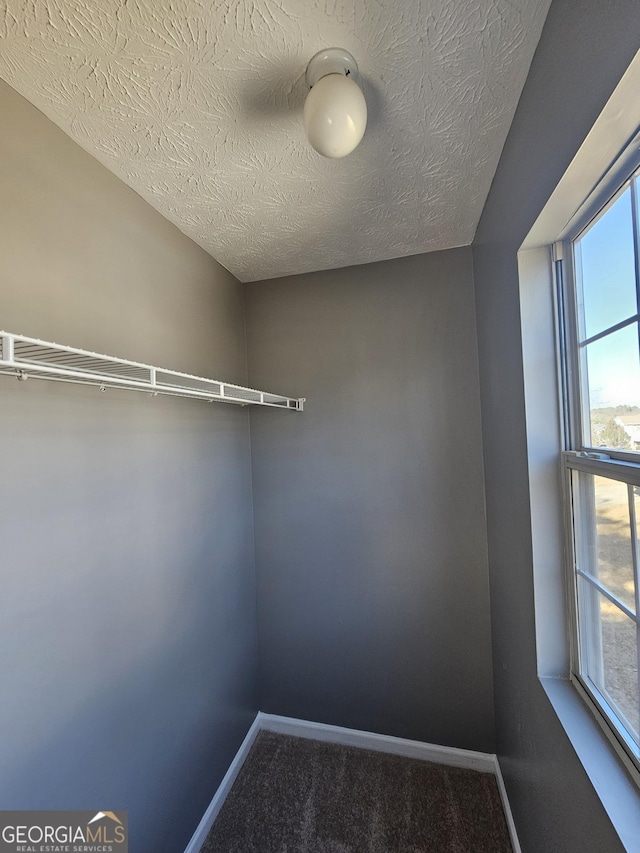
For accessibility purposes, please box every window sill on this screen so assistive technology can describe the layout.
[540,676,640,852]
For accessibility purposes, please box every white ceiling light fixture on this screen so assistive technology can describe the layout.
[303,48,368,159]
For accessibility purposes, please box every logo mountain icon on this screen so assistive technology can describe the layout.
[88,812,123,826]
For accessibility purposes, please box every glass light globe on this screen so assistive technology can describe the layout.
[304,73,367,159]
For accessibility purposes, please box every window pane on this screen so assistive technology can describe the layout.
[600,595,639,740]
[578,578,640,742]
[577,186,637,340]
[595,477,636,611]
[584,323,640,449]
[574,472,636,611]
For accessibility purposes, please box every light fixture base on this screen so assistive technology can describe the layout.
[306,48,359,88]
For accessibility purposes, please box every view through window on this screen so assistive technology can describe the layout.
[576,179,640,452]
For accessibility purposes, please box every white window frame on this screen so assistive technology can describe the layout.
[556,151,640,785]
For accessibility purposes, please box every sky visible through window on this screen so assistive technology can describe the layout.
[578,183,640,411]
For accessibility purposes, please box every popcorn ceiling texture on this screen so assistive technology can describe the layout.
[0,0,550,282]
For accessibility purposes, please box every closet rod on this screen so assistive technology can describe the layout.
[0,331,304,411]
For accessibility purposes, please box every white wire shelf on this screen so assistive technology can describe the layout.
[0,331,304,411]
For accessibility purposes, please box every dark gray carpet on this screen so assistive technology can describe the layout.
[201,731,512,852]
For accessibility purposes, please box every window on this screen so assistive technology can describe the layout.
[517,51,640,842]
[559,164,640,779]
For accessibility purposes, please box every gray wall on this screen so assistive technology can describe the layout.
[473,0,640,850]
[0,81,257,853]
[244,248,495,752]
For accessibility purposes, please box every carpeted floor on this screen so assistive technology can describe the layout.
[201,731,513,852]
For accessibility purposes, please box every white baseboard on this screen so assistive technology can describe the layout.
[183,714,261,853]
[258,712,496,773]
[184,712,521,853]
[493,756,522,853]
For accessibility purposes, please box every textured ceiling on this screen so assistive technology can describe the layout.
[0,0,551,282]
